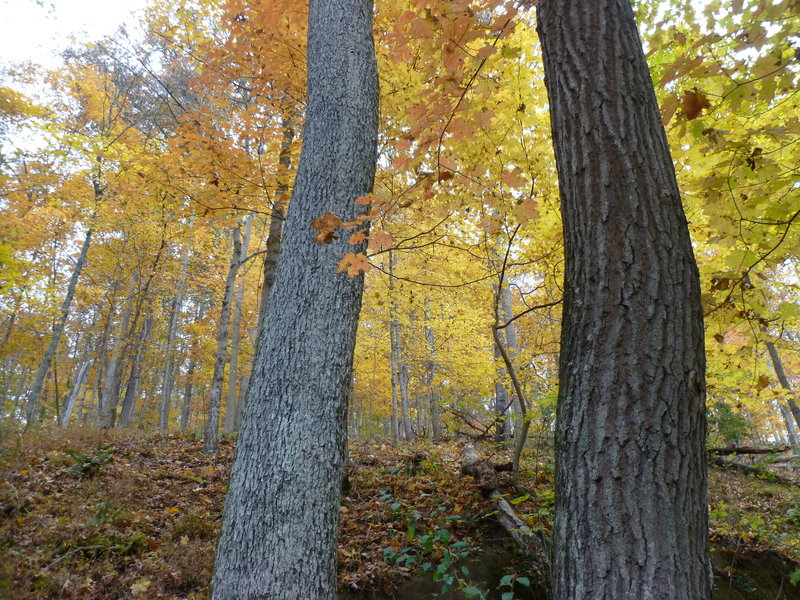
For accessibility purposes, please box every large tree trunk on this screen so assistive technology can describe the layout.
[25,223,94,426]
[537,2,712,599]
[210,0,378,596]
[202,225,242,453]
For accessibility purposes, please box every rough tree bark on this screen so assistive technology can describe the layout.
[537,1,712,598]
[210,0,378,597]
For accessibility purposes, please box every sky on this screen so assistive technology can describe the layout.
[0,0,149,68]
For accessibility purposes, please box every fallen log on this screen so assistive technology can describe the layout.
[709,457,799,487]
[460,443,549,570]
[708,445,791,456]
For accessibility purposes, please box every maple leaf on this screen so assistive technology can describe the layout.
[349,232,367,244]
[311,211,341,244]
[368,231,393,251]
[681,89,710,120]
[355,195,374,206]
[513,197,540,224]
[755,374,770,392]
[338,252,371,277]
[500,166,528,189]
[660,95,679,126]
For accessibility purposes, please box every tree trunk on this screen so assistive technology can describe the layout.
[202,225,242,453]
[118,316,152,428]
[766,341,800,430]
[777,401,799,447]
[60,359,91,427]
[254,116,296,345]
[537,1,712,598]
[424,303,442,440]
[158,223,193,433]
[224,214,253,434]
[25,223,94,426]
[210,0,378,595]
[388,251,401,444]
[98,286,135,428]
[179,303,204,431]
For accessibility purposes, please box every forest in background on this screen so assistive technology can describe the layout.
[0,0,799,453]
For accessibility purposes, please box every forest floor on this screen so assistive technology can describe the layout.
[1,428,799,600]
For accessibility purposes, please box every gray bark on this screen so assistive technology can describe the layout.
[210,0,378,596]
[388,251,412,440]
[399,362,413,439]
[424,303,442,439]
[777,401,799,447]
[118,316,152,428]
[255,117,296,344]
[224,214,253,434]
[766,340,800,430]
[202,225,242,453]
[388,251,401,444]
[60,359,91,427]
[537,1,712,598]
[179,303,205,431]
[158,223,193,433]
[25,223,94,426]
[98,287,133,428]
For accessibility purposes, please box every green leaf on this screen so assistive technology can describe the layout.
[516,577,531,587]
[502,593,514,600]
[463,586,483,598]
[790,569,800,586]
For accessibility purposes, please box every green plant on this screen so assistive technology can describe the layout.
[380,491,483,597]
[707,402,754,446]
[64,448,112,477]
[497,573,533,600]
[790,569,800,586]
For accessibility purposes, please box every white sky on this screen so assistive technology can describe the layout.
[0,0,149,68]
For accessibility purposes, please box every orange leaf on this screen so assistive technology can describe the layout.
[369,231,394,251]
[349,232,367,244]
[338,252,371,277]
[311,211,341,244]
[660,95,679,126]
[355,195,374,206]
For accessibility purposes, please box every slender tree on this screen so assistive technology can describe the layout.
[210,0,378,596]
[536,1,712,598]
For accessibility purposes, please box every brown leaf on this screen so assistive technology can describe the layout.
[311,211,341,244]
[681,89,710,120]
[755,374,770,391]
